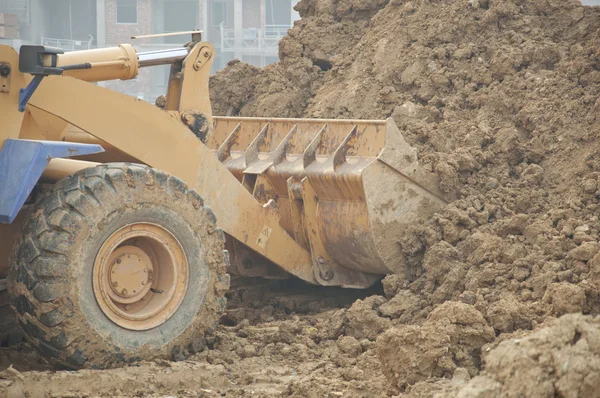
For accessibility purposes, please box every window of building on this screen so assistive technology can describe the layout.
[117,0,138,24]
[265,0,291,26]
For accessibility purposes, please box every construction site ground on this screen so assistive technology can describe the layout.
[3,0,600,396]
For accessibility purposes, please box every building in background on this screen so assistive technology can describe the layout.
[0,0,300,102]
[217,0,299,68]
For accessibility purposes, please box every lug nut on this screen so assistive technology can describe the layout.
[0,64,10,78]
[320,269,334,281]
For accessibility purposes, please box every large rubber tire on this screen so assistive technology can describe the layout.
[7,164,230,369]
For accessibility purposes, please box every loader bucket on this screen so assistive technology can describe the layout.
[207,117,451,283]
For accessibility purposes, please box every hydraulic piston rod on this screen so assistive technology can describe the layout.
[138,48,189,67]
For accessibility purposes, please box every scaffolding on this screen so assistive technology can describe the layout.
[41,36,93,52]
[220,24,290,57]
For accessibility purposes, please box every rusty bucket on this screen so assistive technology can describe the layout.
[207,117,450,287]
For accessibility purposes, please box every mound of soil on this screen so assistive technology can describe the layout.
[377,301,495,389]
[209,59,262,116]
[453,314,600,398]
[209,0,600,394]
[210,0,387,118]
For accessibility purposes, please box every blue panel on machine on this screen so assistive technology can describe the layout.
[0,139,104,224]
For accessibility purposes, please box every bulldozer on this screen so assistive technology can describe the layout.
[0,32,451,369]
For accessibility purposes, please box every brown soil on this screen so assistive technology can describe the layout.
[377,301,495,389]
[450,313,600,398]
[4,0,600,395]
[211,0,600,395]
[0,280,393,397]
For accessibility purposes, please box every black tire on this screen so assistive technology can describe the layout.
[7,163,230,369]
[0,295,23,346]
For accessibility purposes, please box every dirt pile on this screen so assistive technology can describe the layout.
[209,60,262,116]
[209,0,600,395]
[452,314,600,398]
[210,0,388,117]
[377,301,494,389]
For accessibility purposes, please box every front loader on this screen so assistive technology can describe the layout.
[0,33,451,369]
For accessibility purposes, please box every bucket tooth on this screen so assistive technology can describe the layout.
[302,125,326,168]
[217,122,241,162]
[244,123,269,170]
[333,125,358,170]
[272,124,298,167]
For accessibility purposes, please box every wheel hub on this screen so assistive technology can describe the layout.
[93,223,189,331]
[108,246,153,303]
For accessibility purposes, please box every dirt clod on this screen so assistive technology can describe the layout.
[377,301,494,389]
[453,314,600,398]
[344,296,392,341]
[543,282,587,316]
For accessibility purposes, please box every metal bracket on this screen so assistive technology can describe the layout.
[299,177,336,282]
[0,63,10,93]
[226,237,288,279]
[16,46,90,112]
[19,75,44,112]
[193,46,212,71]
[0,139,104,224]
[18,62,92,112]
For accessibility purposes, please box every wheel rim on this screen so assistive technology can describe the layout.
[93,223,189,331]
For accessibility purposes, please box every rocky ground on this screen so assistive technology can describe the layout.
[3,0,600,396]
